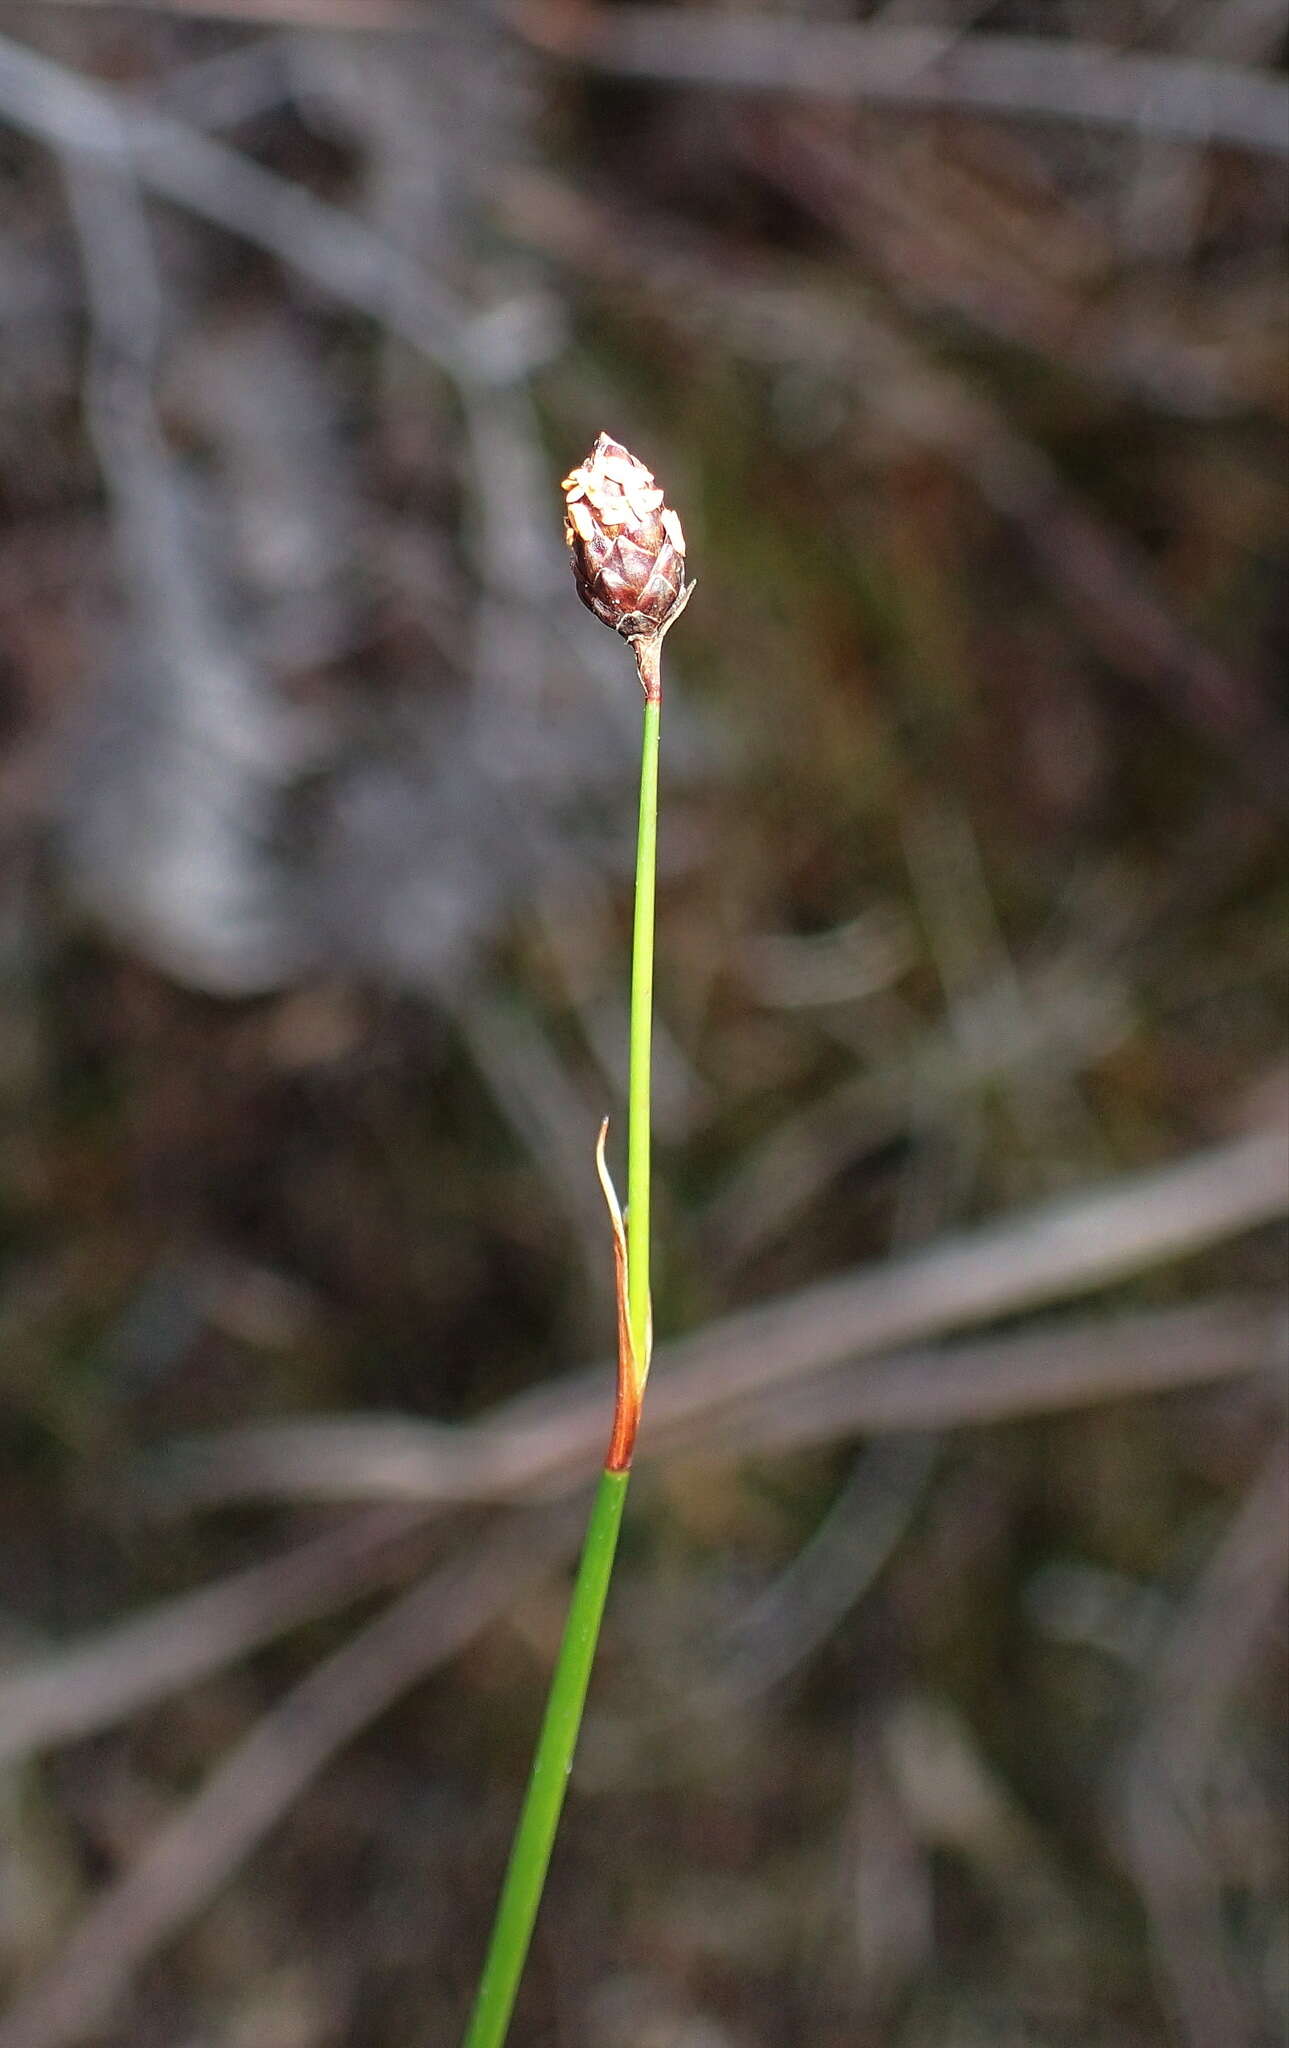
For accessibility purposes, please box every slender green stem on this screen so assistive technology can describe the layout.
[461,1468,629,2048]
[461,667,663,2048]
[628,690,660,1370]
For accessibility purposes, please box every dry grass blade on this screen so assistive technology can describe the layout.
[700,1294,1285,1458]
[0,1507,430,1768]
[0,1509,580,2048]
[140,1127,1287,1511]
[142,1295,1283,1509]
[0,33,463,371]
[13,0,423,28]
[0,1297,1274,1775]
[524,7,1289,158]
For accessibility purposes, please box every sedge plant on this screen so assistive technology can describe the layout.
[461,435,694,2048]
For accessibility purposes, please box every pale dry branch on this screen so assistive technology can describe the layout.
[698,1293,1285,1459]
[0,33,463,372]
[0,1507,429,1768]
[11,0,422,29]
[58,141,315,991]
[525,7,1289,159]
[1,1296,1276,1773]
[624,1130,1288,1447]
[144,1128,1287,1511]
[151,1295,1278,1508]
[0,1509,578,2048]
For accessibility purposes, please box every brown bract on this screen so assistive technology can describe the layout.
[562,433,692,677]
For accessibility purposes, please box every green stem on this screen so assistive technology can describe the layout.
[628,690,660,1371]
[461,666,663,2048]
[461,1468,629,2048]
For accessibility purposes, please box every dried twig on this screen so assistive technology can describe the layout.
[156,1294,1274,1511]
[12,0,422,27]
[699,1294,1284,1458]
[0,1509,579,2048]
[522,7,1289,159]
[142,1128,1287,1511]
[0,33,463,371]
[0,1506,430,1768]
[3,1299,1272,1774]
[58,139,313,991]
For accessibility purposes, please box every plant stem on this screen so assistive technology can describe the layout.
[628,689,660,1374]
[461,664,663,2048]
[460,1467,629,2048]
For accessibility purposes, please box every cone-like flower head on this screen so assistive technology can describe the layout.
[562,433,691,650]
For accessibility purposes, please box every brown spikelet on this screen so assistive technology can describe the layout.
[562,434,693,685]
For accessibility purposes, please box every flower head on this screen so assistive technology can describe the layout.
[562,434,692,671]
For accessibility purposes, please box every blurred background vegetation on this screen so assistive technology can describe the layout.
[0,3,1286,2045]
